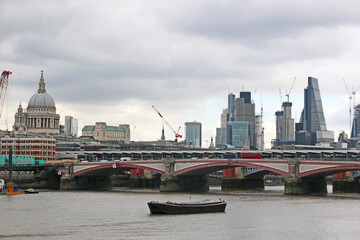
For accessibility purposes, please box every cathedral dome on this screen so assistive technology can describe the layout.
[28,92,55,108]
[27,71,56,109]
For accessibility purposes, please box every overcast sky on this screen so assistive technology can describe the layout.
[1,0,360,148]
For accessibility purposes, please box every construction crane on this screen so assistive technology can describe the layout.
[130,126,136,141]
[0,71,12,120]
[278,87,283,104]
[285,77,296,102]
[351,85,360,112]
[343,79,353,135]
[152,105,182,145]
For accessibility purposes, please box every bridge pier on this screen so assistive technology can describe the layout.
[221,177,264,191]
[60,176,112,190]
[159,159,209,192]
[129,176,160,188]
[284,177,327,195]
[283,159,327,195]
[221,167,264,190]
[160,175,209,192]
[60,162,112,190]
[111,174,130,187]
[333,179,360,193]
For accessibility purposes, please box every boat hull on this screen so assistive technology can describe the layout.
[148,201,227,214]
[5,191,22,195]
[24,190,39,194]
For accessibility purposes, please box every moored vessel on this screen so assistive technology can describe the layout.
[24,188,39,194]
[0,181,22,195]
[148,199,227,214]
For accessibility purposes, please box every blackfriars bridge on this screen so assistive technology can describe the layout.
[57,157,360,195]
[4,149,360,195]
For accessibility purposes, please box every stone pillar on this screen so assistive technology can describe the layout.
[333,179,360,193]
[160,175,209,192]
[60,175,113,190]
[160,159,209,192]
[163,158,175,176]
[221,177,264,191]
[284,159,327,195]
[60,163,75,190]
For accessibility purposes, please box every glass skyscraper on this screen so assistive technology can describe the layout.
[185,122,202,148]
[351,104,360,138]
[65,115,78,137]
[216,91,259,149]
[296,77,334,145]
[228,121,253,148]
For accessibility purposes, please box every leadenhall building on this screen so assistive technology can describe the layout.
[13,71,60,135]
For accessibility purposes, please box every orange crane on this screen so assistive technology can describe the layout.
[0,70,12,119]
[152,105,182,145]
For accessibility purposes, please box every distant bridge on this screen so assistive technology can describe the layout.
[71,158,360,178]
[59,149,360,162]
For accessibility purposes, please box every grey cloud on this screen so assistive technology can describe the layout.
[1,0,359,141]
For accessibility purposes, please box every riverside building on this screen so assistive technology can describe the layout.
[81,122,130,143]
[0,136,56,161]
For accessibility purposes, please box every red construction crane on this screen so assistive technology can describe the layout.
[0,70,12,119]
[152,105,182,145]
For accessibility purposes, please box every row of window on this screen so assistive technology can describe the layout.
[1,140,56,144]
[1,145,55,149]
[1,151,55,155]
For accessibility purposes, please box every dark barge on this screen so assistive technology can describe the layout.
[148,199,227,214]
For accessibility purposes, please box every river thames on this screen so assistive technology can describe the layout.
[1,186,360,240]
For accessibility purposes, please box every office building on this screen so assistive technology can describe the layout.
[216,108,229,146]
[71,119,78,137]
[275,102,295,145]
[255,115,264,150]
[228,121,253,149]
[1,136,56,161]
[216,91,259,149]
[185,121,202,148]
[351,104,360,138]
[82,122,130,142]
[65,116,78,137]
[295,77,334,146]
[233,92,255,148]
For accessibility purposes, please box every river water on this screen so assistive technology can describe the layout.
[1,186,360,240]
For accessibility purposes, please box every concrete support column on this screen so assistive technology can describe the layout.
[160,175,209,192]
[60,176,112,190]
[64,163,73,177]
[221,177,264,190]
[284,177,327,195]
[163,159,175,175]
[333,179,360,193]
[284,159,327,195]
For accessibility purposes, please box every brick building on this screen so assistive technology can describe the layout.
[1,137,56,161]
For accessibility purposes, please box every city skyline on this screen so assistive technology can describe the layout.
[1,1,360,147]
